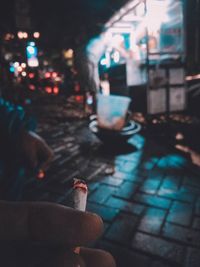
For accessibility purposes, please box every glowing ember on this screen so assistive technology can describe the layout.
[37,170,45,179]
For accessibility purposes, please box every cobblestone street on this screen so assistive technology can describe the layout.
[22,98,200,267]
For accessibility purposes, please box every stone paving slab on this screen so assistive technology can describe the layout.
[105,212,139,245]
[184,248,200,267]
[163,222,200,247]
[105,196,145,216]
[87,202,119,222]
[96,240,152,267]
[166,202,193,226]
[138,207,166,234]
[131,232,185,265]
[21,109,200,267]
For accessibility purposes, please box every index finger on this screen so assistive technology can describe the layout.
[0,201,103,247]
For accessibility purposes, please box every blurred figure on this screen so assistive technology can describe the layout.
[0,97,53,200]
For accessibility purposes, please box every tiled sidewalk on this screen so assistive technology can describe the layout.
[23,112,200,267]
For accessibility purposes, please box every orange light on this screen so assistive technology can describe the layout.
[63,49,74,59]
[53,86,59,95]
[45,87,52,94]
[37,170,45,179]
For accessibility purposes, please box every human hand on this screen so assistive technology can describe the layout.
[0,200,115,267]
[20,130,54,171]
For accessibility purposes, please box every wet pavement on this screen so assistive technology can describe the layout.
[23,97,200,267]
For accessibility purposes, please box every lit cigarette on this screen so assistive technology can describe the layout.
[37,169,45,179]
[73,178,88,254]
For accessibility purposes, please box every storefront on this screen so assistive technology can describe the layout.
[86,0,186,115]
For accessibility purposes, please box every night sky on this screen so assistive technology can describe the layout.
[0,0,127,49]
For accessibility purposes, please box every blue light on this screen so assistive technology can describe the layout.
[28,41,35,47]
[87,96,93,105]
[9,66,15,73]
[27,46,35,55]
[26,45,38,59]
